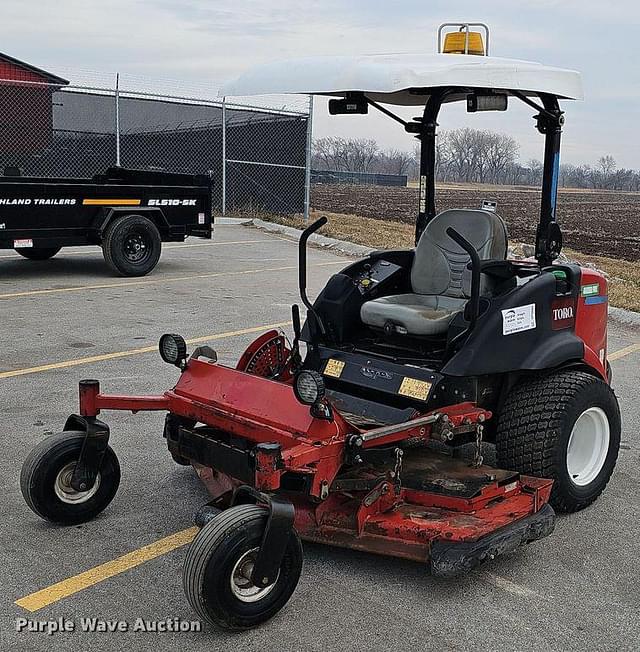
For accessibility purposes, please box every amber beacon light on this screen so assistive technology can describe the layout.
[438,22,489,56]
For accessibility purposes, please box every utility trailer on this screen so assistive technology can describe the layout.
[0,166,213,276]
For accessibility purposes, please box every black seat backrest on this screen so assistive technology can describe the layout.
[411,208,508,298]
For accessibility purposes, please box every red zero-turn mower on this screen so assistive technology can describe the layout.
[22,24,621,630]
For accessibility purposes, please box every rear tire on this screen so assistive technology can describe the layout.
[16,247,61,260]
[102,214,161,277]
[183,504,303,630]
[21,431,120,524]
[496,371,620,513]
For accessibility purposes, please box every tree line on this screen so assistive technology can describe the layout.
[312,132,640,191]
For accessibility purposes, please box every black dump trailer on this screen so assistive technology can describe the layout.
[0,166,213,276]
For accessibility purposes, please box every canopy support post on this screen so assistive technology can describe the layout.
[535,94,564,266]
[415,90,446,245]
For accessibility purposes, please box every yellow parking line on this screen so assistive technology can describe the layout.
[609,342,640,361]
[0,260,342,300]
[16,527,198,612]
[0,321,292,380]
[0,239,274,259]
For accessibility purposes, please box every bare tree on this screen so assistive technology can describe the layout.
[313,135,639,191]
[378,148,414,176]
[598,155,617,189]
[485,133,519,183]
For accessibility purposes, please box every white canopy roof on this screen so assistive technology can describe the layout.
[221,53,583,105]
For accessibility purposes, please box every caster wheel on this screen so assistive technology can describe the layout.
[183,504,303,630]
[21,431,120,524]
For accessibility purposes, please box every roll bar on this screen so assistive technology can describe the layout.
[411,88,564,266]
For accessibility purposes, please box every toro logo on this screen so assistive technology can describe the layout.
[551,298,576,330]
[360,367,392,380]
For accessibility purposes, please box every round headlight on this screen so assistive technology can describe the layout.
[159,334,187,366]
[294,370,325,405]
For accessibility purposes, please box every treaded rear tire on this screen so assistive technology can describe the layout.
[496,370,620,513]
[102,214,161,277]
[183,504,303,630]
[16,247,61,260]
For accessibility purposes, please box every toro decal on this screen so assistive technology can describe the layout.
[551,297,576,330]
[360,366,393,380]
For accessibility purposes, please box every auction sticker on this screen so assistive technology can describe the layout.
[14,239,33,248]
[502,303,536,335]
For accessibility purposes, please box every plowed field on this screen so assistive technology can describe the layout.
[312,184,640,261]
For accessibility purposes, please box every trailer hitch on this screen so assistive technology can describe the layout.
[231,485,296,589]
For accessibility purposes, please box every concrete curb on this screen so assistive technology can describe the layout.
[608,306,640,328]
[251,218,374,257]
[215,216,253,226]
[248,218,640,327]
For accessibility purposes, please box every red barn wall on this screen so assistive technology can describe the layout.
[0,60,54,155]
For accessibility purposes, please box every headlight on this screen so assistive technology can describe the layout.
[294,370,325,405]
[159,334,187,367]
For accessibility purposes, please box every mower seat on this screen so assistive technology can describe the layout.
[360,209,508,336]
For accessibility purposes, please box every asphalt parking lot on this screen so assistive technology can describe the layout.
[1,224,638,652]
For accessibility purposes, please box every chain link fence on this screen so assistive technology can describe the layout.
[0,75,312,217]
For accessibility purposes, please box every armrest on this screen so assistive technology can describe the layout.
[478,260,539,281]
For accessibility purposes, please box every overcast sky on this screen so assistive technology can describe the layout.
[3,1,639,167]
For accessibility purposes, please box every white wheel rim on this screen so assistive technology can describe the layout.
[54,462,101,504]
[229,547,279,603]
[566,407,610,486]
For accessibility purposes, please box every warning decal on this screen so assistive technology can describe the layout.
[502,303,536,335]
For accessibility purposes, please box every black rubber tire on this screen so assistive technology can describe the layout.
[20,431,121,524]
[15,247,61,260]
[183,504,303,630]
[102,214,161,277]
[496,371,621,513]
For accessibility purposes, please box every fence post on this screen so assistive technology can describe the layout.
[303,94,314,222]
[221,96,227,216]
[115,73,121,166]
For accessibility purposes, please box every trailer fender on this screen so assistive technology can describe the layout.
[93,207,170,239]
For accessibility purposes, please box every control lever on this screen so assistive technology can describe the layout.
[446,227,480,331]
[289,304,302,370]
[298,216,327,336]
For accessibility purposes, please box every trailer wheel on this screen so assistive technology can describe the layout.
[183,504,303,630]
[15,247,61,261]
[20,431,120,524]
[496,371,620,513]
[102,214,161,276]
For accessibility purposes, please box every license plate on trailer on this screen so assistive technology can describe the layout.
[14,239,33,248]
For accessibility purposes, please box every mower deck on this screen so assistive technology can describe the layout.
[196,445,554,574]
